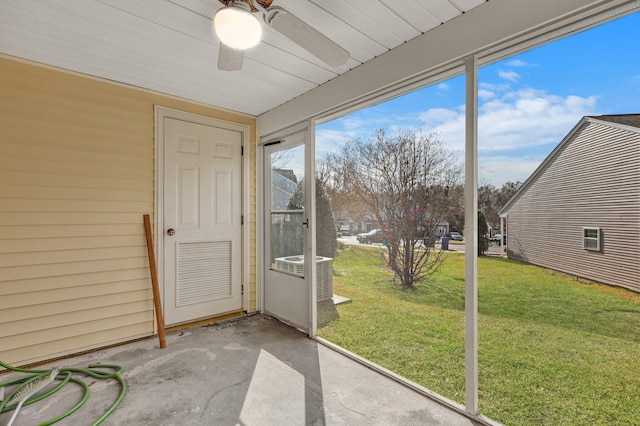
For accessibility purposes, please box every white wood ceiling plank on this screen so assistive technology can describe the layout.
[414,0,461,23]
[379,0,441,33]
[12,0,211,80]
[0,1,169,78]
[156,55,292,113]
[97,0,217,45]
[233,59,318,97]
[310,0,420,49]
[450,0,488,13]
[28,0,198,62]
[229,61,314,98]
[154,54,317,115]
[168,0,217,19]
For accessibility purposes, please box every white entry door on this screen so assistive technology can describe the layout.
[263,132,310,331]
[163,117,242,325]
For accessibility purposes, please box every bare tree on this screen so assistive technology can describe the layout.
[478,181,522,230]
[320,153,372,233]
[333,129,462,289]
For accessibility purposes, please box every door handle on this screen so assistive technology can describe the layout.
[302,219,310,229]
[167,228,176,236]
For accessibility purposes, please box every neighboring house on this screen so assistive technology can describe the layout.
[271,169,298,210]
[499,115,640,293]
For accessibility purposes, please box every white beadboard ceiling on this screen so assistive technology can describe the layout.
[0,0,487,116]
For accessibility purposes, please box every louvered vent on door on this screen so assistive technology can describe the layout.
[176,241,232,307]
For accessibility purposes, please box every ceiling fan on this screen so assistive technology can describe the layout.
[214,0,350,71]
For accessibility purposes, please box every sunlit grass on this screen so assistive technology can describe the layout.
[318,245,640,425]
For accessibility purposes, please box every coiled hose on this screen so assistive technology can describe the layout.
[0,360,126,425]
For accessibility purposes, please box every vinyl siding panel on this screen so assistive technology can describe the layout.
[0,57,257,365]
[505,120,640,293]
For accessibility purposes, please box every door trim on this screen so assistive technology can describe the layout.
[154,106,251,326]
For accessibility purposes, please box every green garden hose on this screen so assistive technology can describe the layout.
[0,360,126,425]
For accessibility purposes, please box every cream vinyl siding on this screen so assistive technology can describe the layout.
[0,57,257,365]
[505,120,640,293]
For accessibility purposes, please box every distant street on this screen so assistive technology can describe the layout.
[338,235,505,255]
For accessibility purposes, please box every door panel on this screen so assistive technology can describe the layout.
[164,117,242,325]
[263,137,309,331]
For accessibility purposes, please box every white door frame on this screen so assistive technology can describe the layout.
[258,120,316,333]
[154,106,251,325]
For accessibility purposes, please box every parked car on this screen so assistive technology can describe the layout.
[449,232,463,241]
[357,229,383,244]
[338,225,351,236]
[490,233,506,244]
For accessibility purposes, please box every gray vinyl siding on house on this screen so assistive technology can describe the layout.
[504,119,640,293]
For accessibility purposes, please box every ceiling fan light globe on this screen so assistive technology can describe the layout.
[214,5,262,50]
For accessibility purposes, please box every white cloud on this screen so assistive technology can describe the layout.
[416,88,599,185]
[478,89,495,100]
[418,107,459,124]
[434,89,595,148]
[478,89,598,152]
[480,82,510,92]
[437,82,450,91]
[508,59,528,67]
[479,155,543,187]
[315,128,352,156]
[319,108,432,146]
[341,117,367,131]
[499,70,520,82]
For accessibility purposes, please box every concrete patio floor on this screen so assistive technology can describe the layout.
[1,315,481,425]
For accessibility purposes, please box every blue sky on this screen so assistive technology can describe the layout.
[316,11,640,187]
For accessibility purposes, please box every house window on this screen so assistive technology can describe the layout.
[583,227,601,251]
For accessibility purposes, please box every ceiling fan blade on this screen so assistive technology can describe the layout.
[266,7,349,68]
[218,42,244,71]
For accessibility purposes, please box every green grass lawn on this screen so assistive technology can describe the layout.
[317,245,640,426]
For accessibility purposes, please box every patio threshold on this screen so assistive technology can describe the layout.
[1,315,485,425]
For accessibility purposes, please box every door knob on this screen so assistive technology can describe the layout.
[167,228,176,236]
